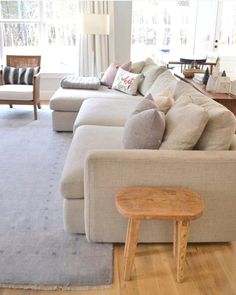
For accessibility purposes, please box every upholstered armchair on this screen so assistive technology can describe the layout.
[0,55,41,120]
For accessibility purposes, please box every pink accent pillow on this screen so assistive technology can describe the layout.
[101,62,131,88]
[101,63,120,87]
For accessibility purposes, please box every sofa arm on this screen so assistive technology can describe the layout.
[84,149,236,242]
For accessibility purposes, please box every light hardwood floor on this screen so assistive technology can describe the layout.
[1,242,236,295]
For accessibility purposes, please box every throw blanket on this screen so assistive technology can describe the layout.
[61,75,101,90]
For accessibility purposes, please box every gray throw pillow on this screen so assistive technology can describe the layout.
[132,95,156,115]
[123,99,165,149]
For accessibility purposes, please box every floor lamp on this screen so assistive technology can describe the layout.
[81,14,110,75]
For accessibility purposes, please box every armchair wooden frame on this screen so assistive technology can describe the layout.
[0,55,41,120]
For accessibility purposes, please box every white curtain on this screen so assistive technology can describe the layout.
[78,1,114,76]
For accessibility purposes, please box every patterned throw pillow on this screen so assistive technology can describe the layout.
[112,68,143,95]
[3,66,40,85]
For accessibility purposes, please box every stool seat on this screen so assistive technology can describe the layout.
[116,186,204,221]
[115,186,204,283]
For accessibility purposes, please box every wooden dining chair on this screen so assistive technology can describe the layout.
[179,58,207,73]
[0,55,41,120]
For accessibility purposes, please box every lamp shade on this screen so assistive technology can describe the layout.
[81,14,110,35]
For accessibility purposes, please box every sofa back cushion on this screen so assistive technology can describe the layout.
[173,80,199,100]
[138,66,167,96]
[130,61,145,73]
[160,95,209,150]
[192,94,236,150]
[174,80,236,150]
[147,70,177,97]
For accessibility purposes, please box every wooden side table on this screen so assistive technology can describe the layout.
[115,186,204,283]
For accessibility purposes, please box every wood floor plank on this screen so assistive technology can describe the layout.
[1,242,236,295]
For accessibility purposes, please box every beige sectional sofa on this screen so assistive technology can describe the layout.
[49,64,236,243]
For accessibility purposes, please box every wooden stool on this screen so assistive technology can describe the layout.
[115,186,204,283]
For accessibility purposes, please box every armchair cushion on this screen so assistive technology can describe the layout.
[0,85,33,100]
[3,66,40,85]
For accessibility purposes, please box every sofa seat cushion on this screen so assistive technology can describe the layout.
[60,125,123,199]
[73,98,141,132]
[0,85,33,100]
[50,86,142,112]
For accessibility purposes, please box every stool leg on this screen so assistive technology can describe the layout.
[123,218,140,281]
[173,221,179,258]
[177,220,190,283]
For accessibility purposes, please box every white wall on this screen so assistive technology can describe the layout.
[40,1,133,100]
[40,73,66,100]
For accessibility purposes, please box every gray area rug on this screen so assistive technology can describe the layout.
[0,106,113,290]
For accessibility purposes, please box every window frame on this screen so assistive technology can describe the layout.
[0,0,79,73]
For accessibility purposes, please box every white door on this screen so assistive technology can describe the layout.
[214,0,236,75]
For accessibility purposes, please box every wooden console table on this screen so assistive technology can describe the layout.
[168,61,216,74]
[174,72,236,115]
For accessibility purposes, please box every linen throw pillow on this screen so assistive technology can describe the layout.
[160,95,209,150]
[3,66,39,85]
[112,68,142,95]
[101,62,131,88]
[123,98,165,149]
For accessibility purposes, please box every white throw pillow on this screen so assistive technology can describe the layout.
[152,89,175,113]
[160,95,209,150]
[112,68,142,95]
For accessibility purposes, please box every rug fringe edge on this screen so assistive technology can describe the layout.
[0,283,112,291]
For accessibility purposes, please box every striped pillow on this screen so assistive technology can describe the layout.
[3,66,40,85]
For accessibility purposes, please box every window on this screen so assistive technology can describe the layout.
[131,0,217,64]
[0,0,79,72]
